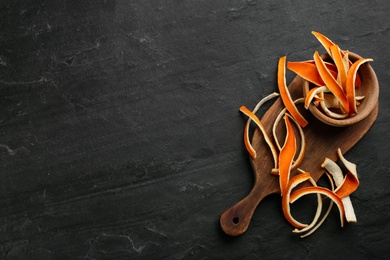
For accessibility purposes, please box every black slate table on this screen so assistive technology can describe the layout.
[1,0,390,259]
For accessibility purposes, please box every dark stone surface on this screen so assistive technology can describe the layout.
[1,0,389,259]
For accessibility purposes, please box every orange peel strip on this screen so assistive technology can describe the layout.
[282,172,311,229]
[272,99,306,174]
[335,173,359,198]
[278,115,296,193]
[337,148,357,174]
[313,97,325,104]
[312,31,362,87]
[288,60,361,88]
[334,148,359,199]
[311,31,348,63]
[321,157,357,222]
[297,172,335,238]
[343,50,362,88]
[331,44,348,92]
[342,50,351,75]
[355,95,365,101]
[341,51,364,88]
[239,106,279,170]
[304,86,328,109]
[287,61,338,86]
[278,56,308,128]
[318,91,349,119]
[312,31,336,57]
[243,92,280,158]
[290,186,345,228]
[314,51,350,114]
[291,174,325,235]
[346,58,374,115]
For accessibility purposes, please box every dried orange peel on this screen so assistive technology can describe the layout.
[272,99,306,174]
[277,113,348,236]
[278,115,297,193]
[278,117,325,233]
[242,92,280,159]
[334,148,359,199]
[236,31,367,238]
[321,150,359,223]
[318,91,349,119]
[239,98,360,237]
[240,104,279,171]
[304,86,328,109]
[294,172,335,238]
[290,186,346,228]
[278,56,308,128]
[346,58,374,115]
[330,44,348,92]
[287,60,338,86]
[314,50,350,114]
[282,172,311,229]
[312,31,337,57]
[288,31,372,119]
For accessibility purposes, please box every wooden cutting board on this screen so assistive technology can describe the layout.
[220,74,378,236]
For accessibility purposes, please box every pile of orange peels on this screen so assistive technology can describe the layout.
[240,31,367,237]
[288,31,372,119]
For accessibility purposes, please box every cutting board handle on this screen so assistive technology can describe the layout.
[220,182,269,236]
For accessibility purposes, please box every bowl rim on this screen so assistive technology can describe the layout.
[302,52,379,127]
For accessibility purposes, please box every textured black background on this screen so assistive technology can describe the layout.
[1,0,389,259]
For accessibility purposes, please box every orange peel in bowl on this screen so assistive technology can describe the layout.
[287,60,339,86]
[303,51,377,127]
[313,51,350,114]
[297,32,378,126]
[346,57,374,115]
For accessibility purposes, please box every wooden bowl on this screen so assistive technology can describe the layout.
[303,52,379,127]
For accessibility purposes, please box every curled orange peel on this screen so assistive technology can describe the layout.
[321,154,357,222]
[287,60,338,86]
[318,91,349,119]
[312,31,336,57]
[335,173,359,198]
[278,56,308,128]
[331,44,348,92]
[312,31,348,63]
[295,173,335,238]
[292,176,325,236]
[239,105,279,171]
[282,172,311,229]
[288,59,360,89]
[278,115,296,193]
[283,171,326,234]
[243,92,280,158]
[304,86,328,109]
[290,186,345,228]
[314,51,350,114]
[312,31,362,85]
[346,58,373,115]
[272,99,306,174]
[334,148,359,199]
